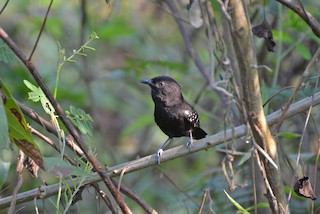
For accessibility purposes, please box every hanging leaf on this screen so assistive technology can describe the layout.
[0,79,44,169]
[23,156,39,177]
[252,19,276,52]
[188,0,205,28]
[294,176,317,200]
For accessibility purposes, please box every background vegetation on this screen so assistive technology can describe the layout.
[0,0,320,213]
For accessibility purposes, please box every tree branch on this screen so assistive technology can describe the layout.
[1,92,319,209]
[276,0,320,38]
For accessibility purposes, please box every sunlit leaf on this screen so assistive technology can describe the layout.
[224,190,250,214]
[278,132,301,139]
[24,80,55,115]
[246,202,269,211]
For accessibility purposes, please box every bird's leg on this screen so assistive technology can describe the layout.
[186,131,193,150]
[156,137,171,165]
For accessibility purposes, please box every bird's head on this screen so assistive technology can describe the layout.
[141,76,184,106]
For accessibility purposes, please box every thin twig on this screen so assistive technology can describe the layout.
[0,0,10,15]
[198,189,208,214]
[253,149,278,213]
[251,125,278,170]
[310,115,320,214]
[285,97,314,212]
[28,0,53,61]
[286,48,320,212]
[161,170,199,207]
[117,168,128,195]
[8,151,24,214]
[91,183,117,213]
[28,124,76,166]
[310,68,320,213]
[276,48,320,133]
[251,150,257,214]
[17,101,85,158]
[263,86,295,107]
[112,179,158,214]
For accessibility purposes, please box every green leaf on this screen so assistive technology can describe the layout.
[66,105,93,136]
[0,158,10,189]
[24,80,55,115]
[224,190,250,214]
[0,40,18,63]
[278,132,301,139]
[23,79,42,102]
[0,79,44,169]
[296,44,311,60]
[246,202,269,211]
[0,93,9,150]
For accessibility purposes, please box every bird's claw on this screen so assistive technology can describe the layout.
[186,140,192,151]
[156,149,163,165]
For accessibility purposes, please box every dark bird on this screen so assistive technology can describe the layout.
[141,76,207,164]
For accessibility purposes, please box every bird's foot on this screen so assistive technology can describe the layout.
[156,149,163,165]
[186,140,192,151]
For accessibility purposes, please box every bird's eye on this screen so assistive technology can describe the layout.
[158,82,165,86]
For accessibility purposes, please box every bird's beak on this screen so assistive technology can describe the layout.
[140,79,155,87]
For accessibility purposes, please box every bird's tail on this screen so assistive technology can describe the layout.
[193,127,207,139]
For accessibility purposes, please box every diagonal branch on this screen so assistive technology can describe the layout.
[276,0,320,38]
[0,27,131,213]
[1,92,320,209]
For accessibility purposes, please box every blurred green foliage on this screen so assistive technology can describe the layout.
[0,0,320,213]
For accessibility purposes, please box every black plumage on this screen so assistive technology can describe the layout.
[141,76,207,164]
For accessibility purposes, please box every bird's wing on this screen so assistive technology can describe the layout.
[180,103,200,127]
